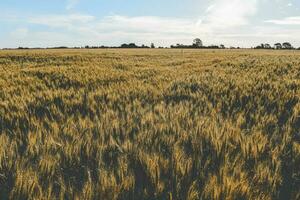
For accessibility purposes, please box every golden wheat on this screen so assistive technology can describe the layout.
[0,49,300,200]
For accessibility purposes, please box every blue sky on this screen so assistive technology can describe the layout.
[0,0,300,48]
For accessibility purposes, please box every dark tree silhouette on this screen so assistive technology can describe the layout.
[193,38,203,48]
[282,42,293,49]
[121,43,138,48]
[274,43,282,49]
[264,44,271,49]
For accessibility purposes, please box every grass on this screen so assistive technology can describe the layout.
[0,48,300,200]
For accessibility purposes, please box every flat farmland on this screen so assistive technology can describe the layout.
[0,49,300,200]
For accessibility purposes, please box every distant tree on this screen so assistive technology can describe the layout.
[129,43,137,48]
[193,38,203,48]
[220,44,225,49]
[274,43,282,49]
[207,45,219,49]
[255,44,264,49]
[151,43,155,48]
[55,46,68,49]
[260,44,265,48]
[282,42,293,49]
[120,43,138,48]
[170,40,220,49]
[255,43,272,49]
[264,44,271,49]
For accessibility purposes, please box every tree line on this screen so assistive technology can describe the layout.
[170,38,226,49]
[254,42,300,50]
[2,38,300,50]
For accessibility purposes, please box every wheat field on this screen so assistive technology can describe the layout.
[0,49,300,200]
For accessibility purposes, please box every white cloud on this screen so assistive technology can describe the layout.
[28,14,202,36]
[20,12,300,48]
[265,16,300,25]
[2,0,300,48]
[4,0,300,49]
[26,0,260,45]
[200,0,258,29]
[95,15,198,34]
[24,14,205,47]
[29,14,95,28]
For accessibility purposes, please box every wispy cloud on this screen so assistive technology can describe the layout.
[3,0,300,48]
[27,14,200,35]
[95,15,199,34]
[27,0,260,40]
[20,12,300,47]
[265,16,300,25]
[2,0,300,48]
[24,14,206,46]
[200,0,258,29]
[29,14,95,28]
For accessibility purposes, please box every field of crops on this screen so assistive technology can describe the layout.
[0,49,300,200]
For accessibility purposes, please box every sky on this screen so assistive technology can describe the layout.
[0,0,300,48]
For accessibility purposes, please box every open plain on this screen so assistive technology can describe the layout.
[0,49,300,199]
